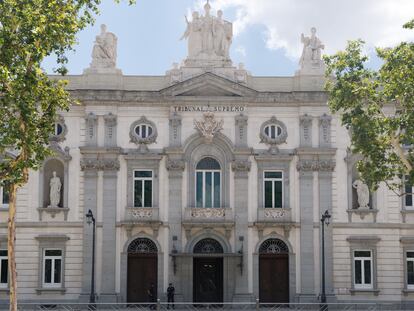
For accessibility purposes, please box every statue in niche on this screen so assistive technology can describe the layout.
[181,1,233,61]
[91,24,118,69]
[352,179,370,209]
[299,27,324,66]
[49,171,62,208]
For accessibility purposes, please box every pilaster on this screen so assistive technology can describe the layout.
[297,159,315,301]
[166,156,185,301]
[100,161,120,302]
[79,163,98,301]
[231,159,251,301]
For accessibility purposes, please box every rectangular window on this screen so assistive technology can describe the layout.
[195,170,221,208]
[0,250,8,288]
[263,171,283,208]
[405,176,413,208]
[0,186,9,208]
[354,250,373,289]
[133,170,153,208]
[43,249,62,287]
[407,252,414,289]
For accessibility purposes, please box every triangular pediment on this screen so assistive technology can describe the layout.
[160,72,257,97]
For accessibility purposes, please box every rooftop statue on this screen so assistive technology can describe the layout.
[85,24,121,74]
[181,1,233,66]
[297,27,325,75]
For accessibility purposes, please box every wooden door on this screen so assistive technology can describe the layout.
[259,254,289,303]
[193,257,223,303]
[127,254,157,303]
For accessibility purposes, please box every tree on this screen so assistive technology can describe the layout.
[0,1,134,310]
[324,20,414,191]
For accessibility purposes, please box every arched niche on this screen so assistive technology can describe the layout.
[42,159,64,208]
[38,146,71,219]
[183,133,235,208]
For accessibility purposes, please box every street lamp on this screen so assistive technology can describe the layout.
[320,210,331,311]
[85,209,96,310]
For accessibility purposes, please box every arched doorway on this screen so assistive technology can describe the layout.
[193,238,224,303]
[259,238,289,303]
[127,238,158,303]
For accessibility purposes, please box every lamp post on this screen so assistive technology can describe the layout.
[85,209,96,310]
[320,210,331,311]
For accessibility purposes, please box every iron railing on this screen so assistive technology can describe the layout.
[0,302,413,311]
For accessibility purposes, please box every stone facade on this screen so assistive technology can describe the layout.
[1,3,414,304]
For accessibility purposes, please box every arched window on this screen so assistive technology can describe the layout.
[259,239,289,254]
[196,157,221,208]
[193,238,224,254]
[127,238,158,254]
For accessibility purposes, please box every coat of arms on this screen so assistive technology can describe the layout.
[194,111,224,143]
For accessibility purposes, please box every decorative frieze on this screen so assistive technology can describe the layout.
[166,159,185,171]
[319,113,332,147]
[299,114,313,147]
[129,208,153,219]
[169,112,182,147]
[296,159,335,172]
[104,113,117,147]
[264,209,286,219]
[85,112,98,146]
[80,158,120,171]
[231,159,251,172]
[190,208,226,218]
[235,114,248,147]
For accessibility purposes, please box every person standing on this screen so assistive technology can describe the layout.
[167,283,175,309]
[147,283,156,310]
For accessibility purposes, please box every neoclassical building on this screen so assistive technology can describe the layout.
[1,2,414,304]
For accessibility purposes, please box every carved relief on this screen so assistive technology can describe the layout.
[104,113,117,146]
[190,208,226,218]
[264,209,286,219]
[231,160,251,172]
[194,112,224,143]
[235,113,248,147]
[166,159,185,171]
[80,159,120,171]
[85,112,98,145]
[300,114,313,146]
[297,159,335,172]
[169,112,182,146]
[129,208,153,219]
[319,113,332,147]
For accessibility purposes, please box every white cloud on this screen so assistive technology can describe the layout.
[192,0,414,60]
[235,45,247,57]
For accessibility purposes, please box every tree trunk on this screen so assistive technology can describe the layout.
[8,184,18,311]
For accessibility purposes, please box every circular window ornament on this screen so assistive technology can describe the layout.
[260,116,288,147]
[129,116,158,146]
[49,115,67,143]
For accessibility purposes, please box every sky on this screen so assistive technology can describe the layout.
[42,0,414,77]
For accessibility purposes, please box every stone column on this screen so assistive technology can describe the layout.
[166,158,185,301]
[79,160,99,301]
[232,159,251,301]
[100,159,120,302]
[297,160,316,301]
[318,160,336,301]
